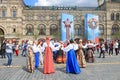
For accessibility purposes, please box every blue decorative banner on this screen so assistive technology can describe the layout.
[84,13,99,43]
[61,13,74,42]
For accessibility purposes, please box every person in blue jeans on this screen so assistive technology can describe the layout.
[6,40,14,67]
[22,42,28,57]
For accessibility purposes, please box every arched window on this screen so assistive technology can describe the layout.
[74,24,82,36]
[26,24,34,35]
[1,6,7,17]
[116,13,119,20]
[2,10,5,17]
[99,24,104,35]
[11,6,17,18]
[12,11,16,17]
[38,24,46,35]
[50,24,58,35]
[111,13,114,20]
[111,24,119,35]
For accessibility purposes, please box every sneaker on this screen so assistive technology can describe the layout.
[7,65,10,67]
[9,65,12,67]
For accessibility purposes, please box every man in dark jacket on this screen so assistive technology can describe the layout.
[0,40,6,58]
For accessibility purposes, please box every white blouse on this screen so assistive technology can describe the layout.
[62,44,76,53]
[42,42,60,52]
[73,44,78,51]
[84,43,96,48]
[32,44,40,53]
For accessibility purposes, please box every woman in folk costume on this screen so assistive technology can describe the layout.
[77,39,86,68]
[38,41,43,65]
[85,40,95,63]
[43,36,59,74]
[32,40,40,69]
[56,41,66,63]
[62,39,81,74]
[26,40,35,73]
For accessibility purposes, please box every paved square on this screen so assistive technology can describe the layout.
[0,51,120,80]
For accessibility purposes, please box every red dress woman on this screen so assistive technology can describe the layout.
[43,37,55,74]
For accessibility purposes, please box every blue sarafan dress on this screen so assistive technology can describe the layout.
[63,44,81,74]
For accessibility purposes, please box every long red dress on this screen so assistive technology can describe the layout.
[43,39,55,74]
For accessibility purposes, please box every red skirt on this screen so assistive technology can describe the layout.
[43,46,55,74]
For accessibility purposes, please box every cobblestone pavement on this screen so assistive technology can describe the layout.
[0,51,120,80]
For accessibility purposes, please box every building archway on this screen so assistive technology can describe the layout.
[50,24,58,35]
[0,28,5,44]
[38,24,46,35]
[111,24,119,35]
[26,24,34,35]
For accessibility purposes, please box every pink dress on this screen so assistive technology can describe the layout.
[43,40,55,74]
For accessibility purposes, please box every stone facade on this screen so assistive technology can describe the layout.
[0,0,120,42]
